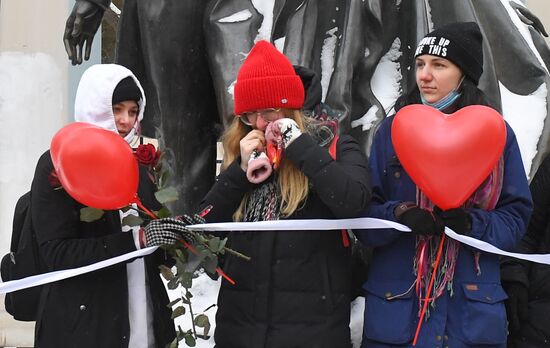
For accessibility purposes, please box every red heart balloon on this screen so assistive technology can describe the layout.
[50,123,139,210]
[392,105,506,210]
[50,122,95,165]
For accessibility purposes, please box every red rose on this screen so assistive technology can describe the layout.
[135,143,161,167]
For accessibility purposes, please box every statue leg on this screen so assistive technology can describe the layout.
[117,0,220,213]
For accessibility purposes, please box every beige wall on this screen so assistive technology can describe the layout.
[526,0,550,46]
[0,1,70,64]
[0,1,71,346]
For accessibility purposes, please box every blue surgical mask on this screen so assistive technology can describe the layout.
[421,76,465,111]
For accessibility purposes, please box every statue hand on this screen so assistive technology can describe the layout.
[64,1,105,65]
[509,1,548,37]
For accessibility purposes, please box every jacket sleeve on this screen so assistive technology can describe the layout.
[199,159,258,223]
[354,118,403,246]
[285,133,372,218]
[31,151,137,271]
[501,155,550,286]
[468,124,533,251]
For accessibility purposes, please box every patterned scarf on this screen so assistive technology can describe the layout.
[413,156,504,316]
[244,179,281,222]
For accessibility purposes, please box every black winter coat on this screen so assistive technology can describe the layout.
[201,134,371,348]
[31,151,175,348]
[501,155,550,347]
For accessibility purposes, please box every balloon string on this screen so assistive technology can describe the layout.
[413,233,446,346]
[134,198,158,219]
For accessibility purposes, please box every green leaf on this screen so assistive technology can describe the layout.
[121,214,144,226]
[202,255,218,274]
[207,237,221,252]
[171,306,186,319]
[167,277,179,290]
[184,333,196,347]
[202,322,211,338]
[159,169,171,189]
[218,238,228,252]
[80,207,104,222]
[194,314,209,328]
[167,298,182,308]
[179,271,193,289]
[194,314,211,338]
[194,244,210,261]
[177,325,185,340]
[175,248,185,260]
[159,265,175,281]
[155,186,179,204]
[195,233,207,244]
[155,206,173,218]
[175,258,188,275]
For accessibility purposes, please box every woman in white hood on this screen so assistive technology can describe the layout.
[75,63,157,148]
[31,64,180,348]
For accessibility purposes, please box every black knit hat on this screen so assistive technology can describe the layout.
[414,22,483,84]
[112,76,142,105]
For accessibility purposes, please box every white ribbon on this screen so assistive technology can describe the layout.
[0,247,157,294]
[2,217,549,295]
[190,218,550,264]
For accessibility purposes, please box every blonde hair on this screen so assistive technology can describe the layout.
[221,109,310,221]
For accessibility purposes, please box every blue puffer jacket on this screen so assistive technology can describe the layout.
[355,115,532,348]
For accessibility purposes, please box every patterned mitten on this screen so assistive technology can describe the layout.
[178,213,207,226]
[140,217,195,247]
[246,150,273,184]
[265,118,302,149]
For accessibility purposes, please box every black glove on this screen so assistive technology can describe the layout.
[142,217,195,247]
[395,203,444,236]
[435,207,472,235]
[502,281,529,334]
[63,1,104,65]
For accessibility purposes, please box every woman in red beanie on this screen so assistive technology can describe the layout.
[199,40,372,347]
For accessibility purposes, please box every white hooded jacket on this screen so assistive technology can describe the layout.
[74,63,146,146]
[74,64,154,348]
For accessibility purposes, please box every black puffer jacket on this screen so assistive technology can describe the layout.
[32,151,175,348]
[201,134,371,348]
[501,155,550,347]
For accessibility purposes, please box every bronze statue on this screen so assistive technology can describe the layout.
[65,0,550,212]
[65,0,220,213]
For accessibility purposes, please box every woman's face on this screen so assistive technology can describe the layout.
[415,55,464,104]
[113,100,139,137]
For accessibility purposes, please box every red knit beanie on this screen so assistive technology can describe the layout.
[234,40,305,115]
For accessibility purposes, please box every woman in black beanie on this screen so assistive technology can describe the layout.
[355,22,532,347]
